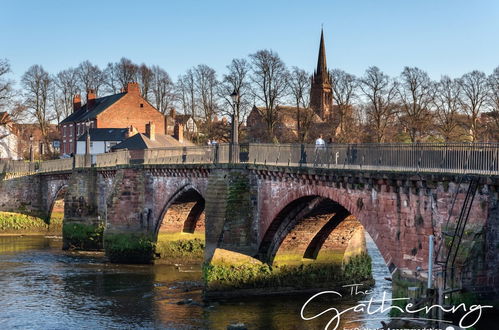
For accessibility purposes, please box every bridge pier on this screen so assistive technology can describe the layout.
[63,168,103,250]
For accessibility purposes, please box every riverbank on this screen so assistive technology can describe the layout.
[0,212,62,236]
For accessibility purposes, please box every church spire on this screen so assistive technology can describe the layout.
[310,28,333,121]
[316,28,328,75]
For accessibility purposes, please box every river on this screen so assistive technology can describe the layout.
[0,233,391,329]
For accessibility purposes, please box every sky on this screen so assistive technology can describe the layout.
[1,0,499,85]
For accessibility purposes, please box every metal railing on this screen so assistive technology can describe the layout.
[38,158,73,173]
[94,150,130,168]
[245,143,499,175]
[1,143,498,176]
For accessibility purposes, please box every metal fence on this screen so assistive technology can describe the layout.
[2,143,499,176]
[94,150,130,168]
[245,143,499,175]
[38,158,73,173]
[143,144,230,165]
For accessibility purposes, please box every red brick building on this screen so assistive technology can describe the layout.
[59,82,167,155]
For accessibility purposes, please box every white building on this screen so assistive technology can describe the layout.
[0,112,19,160]
[76,128,128,155]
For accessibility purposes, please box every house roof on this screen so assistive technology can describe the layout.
[111,133,194,150]
[77,128,128,142]
[60,93,126,124]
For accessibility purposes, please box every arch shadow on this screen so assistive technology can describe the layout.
[155,184,206,238]
[257,193,393,273]
[47,184,68,223]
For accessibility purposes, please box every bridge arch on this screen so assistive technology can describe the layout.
[257,184,396,273]
[47,184,68,224]
[155,184,206,238]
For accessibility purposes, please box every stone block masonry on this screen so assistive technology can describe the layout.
[0,163,497,301]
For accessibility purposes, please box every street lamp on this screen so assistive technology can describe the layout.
[229,89,239,163]
[29,135,34,162]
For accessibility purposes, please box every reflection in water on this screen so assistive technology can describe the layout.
[0,233,391,329]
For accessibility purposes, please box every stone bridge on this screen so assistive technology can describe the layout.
[0,143,498,300]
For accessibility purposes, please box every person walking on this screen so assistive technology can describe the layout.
[315,135,326,165]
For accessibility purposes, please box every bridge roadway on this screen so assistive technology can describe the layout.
[0,143,498,299]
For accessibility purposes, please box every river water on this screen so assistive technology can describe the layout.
[0,233,391,329]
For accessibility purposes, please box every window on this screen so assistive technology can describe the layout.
[140,103,144,108]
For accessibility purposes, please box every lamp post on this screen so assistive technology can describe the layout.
[229,89,239,163]
[29,135,34,162]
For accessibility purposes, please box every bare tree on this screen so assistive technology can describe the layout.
[76,60,104,97]
[194,64,219,136]
[433,76,462,141]
[55,68,79,119]
[458,70,490,142]
[0,59,14,110]
[486,67,499,140]
[219,58,252,132]
[49,81,64,124]
[249,49,289,140]
[138,63,153,101]
[21,65,53,138]
[330,69,358,141]
[115,57,138,89]
[151,65,176,114]
[177,69,197,119]
[397,67,435,142]
[287,67,312,142]
[358,67,398,142]
[103,62,121,94]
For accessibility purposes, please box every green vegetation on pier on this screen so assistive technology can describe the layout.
[204,252,372,291]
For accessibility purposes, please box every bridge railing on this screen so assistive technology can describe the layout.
[38,158,74,173]
[2,142,499,176]
[94,150,130,168]
[245,143,499,175]
[1,160,37,175]
[143,144,230,165]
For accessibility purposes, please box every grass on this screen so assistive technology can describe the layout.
[204,252,372,291]
[0,211,61,235]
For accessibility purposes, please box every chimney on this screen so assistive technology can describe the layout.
[87,89,96,110]
[125,82,140,95]
[145,121,155,141]
[169,108,176,119]
[174,123,183,143]
[125,125,139,138]
[73,94,81,113]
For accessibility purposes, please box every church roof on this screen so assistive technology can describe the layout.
[251,106,324,124]
[316,28,327,76]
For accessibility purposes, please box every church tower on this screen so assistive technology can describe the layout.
[310,29,333,120]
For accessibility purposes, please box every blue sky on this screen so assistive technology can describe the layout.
[2,0,499,84]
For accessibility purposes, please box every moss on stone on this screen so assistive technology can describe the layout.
[104,233,155,264]
[63,222,104,250]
